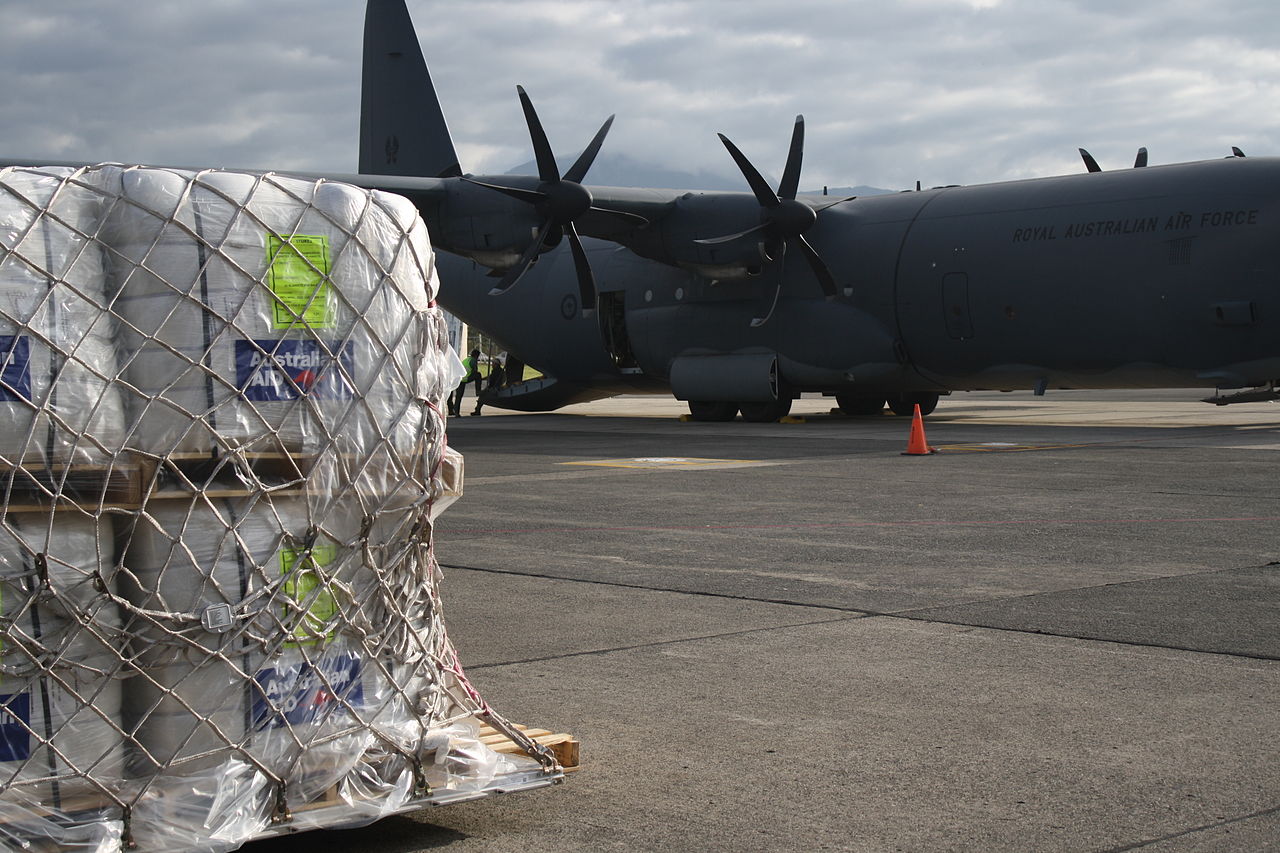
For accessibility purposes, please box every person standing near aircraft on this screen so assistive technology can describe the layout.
[449,348,482,416]
[472,352,506,416]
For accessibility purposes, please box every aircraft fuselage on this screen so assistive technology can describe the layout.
[430,156,1280,410]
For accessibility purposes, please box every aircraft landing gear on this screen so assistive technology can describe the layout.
[887,392,939,416]
[687,400,739,422]
[835,393,886,416]
[738,397,793,423]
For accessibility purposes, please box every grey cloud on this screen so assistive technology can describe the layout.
[1,0,1276,191]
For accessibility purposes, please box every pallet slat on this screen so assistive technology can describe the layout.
[0,462,143,509]
[478,722,580,771]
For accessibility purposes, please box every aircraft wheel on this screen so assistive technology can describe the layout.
[835,393,886,416]
[687,400,738,422]
[738,397,794,423]
[887,392,940,416]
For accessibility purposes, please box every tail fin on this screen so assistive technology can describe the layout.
[359,0,462,178]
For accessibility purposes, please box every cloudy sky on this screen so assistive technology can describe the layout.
[2,0,1278,192]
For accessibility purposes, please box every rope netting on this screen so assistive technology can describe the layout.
[0,165,557,852]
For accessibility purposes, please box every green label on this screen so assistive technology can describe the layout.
[266,234,333,329]
[280,544,337,645]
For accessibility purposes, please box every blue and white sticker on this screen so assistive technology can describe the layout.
[234,339,355,402]
[0,336,32,403]
[0,693,32,762]
[251,652,364,731]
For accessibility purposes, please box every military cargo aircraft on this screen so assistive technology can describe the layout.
[351,0,1280,421]
[11,0,1280,422]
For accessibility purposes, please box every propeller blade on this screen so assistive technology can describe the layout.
[1079,148,1102,173]
[488,219,556,296]
[564,115,615,184]
[694,222,770,245]
[793,234,838,299]
[750,278,784,328]
[565,223,597,316]
[777,116,805,200]
[461,176,548,205]
[1134,147,1148,168]
[516,85,560,183]
[1232,146,1246,158]
[813,196,856,212]
[590,205,651,227]
[718,133,781,208]
[713,116,841,325]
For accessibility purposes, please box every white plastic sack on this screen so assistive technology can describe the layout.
[123,498,356,767]
[95,167,436,463]
[0,514,122,804]
[0,167,124,467]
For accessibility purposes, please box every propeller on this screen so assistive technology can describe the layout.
[1079,147,1148,172]
[697,116,839,327]
[462,86,634,317]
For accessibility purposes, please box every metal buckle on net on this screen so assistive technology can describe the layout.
[201,603,235,633]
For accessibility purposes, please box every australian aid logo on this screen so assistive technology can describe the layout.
[0,693,32,762]
[251,651,364,731]
[0,336,32,403]
[234,339,355,402]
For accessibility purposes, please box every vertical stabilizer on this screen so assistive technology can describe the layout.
[360,0,462,178]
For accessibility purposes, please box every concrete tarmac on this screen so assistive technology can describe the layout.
[250,390,1280,852]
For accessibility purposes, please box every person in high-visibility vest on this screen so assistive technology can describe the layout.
[449,349,482,416]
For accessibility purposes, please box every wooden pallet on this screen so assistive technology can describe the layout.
[291,720,579,817]
[0,789,118,851]
[2,446,437,513]
[1,452,313,512]
[0,461,142,512]
[137,451,316,490]
[479,722,580,771]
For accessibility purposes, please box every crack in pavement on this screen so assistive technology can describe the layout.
[1096,803,1280,851]
[442,562,1280,665]
[465,613,866,670]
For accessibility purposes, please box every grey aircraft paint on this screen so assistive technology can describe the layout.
[353,0,1280,421]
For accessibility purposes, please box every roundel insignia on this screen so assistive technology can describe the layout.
[560,294,578,319]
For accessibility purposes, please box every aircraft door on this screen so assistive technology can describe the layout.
[598,290,640,372]
[942,273,974,340]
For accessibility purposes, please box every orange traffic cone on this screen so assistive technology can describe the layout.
[901,403,937,455]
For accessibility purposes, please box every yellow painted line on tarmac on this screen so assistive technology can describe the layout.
[561,457,768,470]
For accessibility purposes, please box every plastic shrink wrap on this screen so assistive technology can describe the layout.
[95,166,437,469]
[0,513,125,852]
[0,167,125,469]
[121,497,398,848]
[0,166,560,853]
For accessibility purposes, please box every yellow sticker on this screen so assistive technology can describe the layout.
[280,544,337,646]
[266,234,333,329]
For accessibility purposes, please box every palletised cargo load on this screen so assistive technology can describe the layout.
[0,165,573,853]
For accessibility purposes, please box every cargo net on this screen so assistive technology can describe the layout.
[0,165,556,852]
